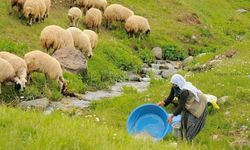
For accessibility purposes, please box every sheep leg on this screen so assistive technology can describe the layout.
[0,83,1,94]
[76,18,79,27]
[27,73,33,84]
[58,76,67,95]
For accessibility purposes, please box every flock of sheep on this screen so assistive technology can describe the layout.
[1,0,151,95]
[10,0,51,25]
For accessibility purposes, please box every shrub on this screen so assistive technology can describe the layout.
[137,48,154,64]
[162,44,188,60]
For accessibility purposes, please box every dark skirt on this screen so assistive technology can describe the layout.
[181,104,208,142]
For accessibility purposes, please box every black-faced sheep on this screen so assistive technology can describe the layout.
[67,27,93,58]
[24,50,67,94]
[104,4,134,29]
[0,52,27,91]
[125,15,150,39]
[85,8,102,32]
[40,25,75,54]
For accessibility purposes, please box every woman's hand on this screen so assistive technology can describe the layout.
[167,115,174,123]
[157,101,165,106]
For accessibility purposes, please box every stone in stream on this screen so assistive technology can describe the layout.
[151,47,163,60]
[19,98,49,110]
[161,70,178,79]
[159,65,169,70]
[183,56,193,65]
[154,60,168,64]
[127,72,141,81]
[141,68,151,74]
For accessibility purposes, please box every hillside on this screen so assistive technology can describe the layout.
[0,0,250,149]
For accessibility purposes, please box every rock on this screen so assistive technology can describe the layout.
[140,77,150,82]
[153,69,162,75]
[127,72,141,81]
[141,68,151,74]
[143,63,149,68]
[154,60,168,64]
[151,47,163,60]
[151,64,160,69]
[52,48,88,75]
[196,53,207,58]
[19,98,49,110]
[219,96,229,103]
[159,65,169,70]
[236,8,248,13]
[161,70,177,79]
[183,56,193,65]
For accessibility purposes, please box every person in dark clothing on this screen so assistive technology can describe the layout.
[157,74,208,142]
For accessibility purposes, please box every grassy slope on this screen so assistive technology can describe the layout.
[0,0,250,149]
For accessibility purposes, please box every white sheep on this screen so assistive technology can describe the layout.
[23,0,46,25]
[40,25,75,54]
[83,29,98,49]
[74,0,89,13]
[125,15,150,39]
[68,7,82,27]
[85,8,102,32]
[88,0,107,12]
[104,4,134,29]
[43,0,51,18]
[0,58,21,94]
[67,27,93,58]
[24,50,67,94]
[0,52,27,91]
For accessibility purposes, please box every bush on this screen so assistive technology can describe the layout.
[0,39,29,56]
[137,48,154,64]
[162,44,188,60]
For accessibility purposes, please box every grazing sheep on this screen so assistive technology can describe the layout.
[68,7,82,27]
[104,4,134,29]
[67,27,93,58]
[83,29,98,49]
[23,0,46,25]
[40,25,75,54]
[0,58,21,94]
[0,52,27,91]
[74,0,89,13]
[85,8,102,32]
[88,0,107,12]
[125,15,150,39]
[24,50,67,94]
[10,0,26,18]
[43,0,51,18]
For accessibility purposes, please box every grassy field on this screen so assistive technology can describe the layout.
[0,0,250,149]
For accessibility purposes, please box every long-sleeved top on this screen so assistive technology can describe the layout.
[164,87,189,116]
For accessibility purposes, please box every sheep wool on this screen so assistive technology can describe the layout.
[67,27,93,58]
[24,50,66,93]
[40,25,75,54]
[85,8,102,32]
[68,7,82,27]
[83,29,98,49]
[23,0,46,25]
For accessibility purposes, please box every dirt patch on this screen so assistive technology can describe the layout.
[177,13,201,25]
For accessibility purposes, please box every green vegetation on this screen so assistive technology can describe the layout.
[0,0,250,149]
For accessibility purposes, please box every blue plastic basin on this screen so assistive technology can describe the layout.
[127,104,174,140]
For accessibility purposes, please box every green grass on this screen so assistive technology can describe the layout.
[0,0,250,149]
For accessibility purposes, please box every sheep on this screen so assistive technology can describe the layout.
[67,27,93,58]
[0,58,21,94]
[104,4,134,29]
[40,25,75,54]
[125,15,150,39]
[10,0,26,18]
[74,0,89,13]
[85,8,102,32]
[87,0,107,12]
[24,50,67,94]
[0,52,27,91]
[23,0,46,25]
[83,29,98,49]
[68,7,82,27]
[43,0,51,18]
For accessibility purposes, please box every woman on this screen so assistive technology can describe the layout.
[157,74,208,142]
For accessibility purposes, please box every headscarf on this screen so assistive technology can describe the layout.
[170,74,202,102]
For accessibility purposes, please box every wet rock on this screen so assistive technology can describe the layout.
[140,77,150,82]
[52,48,88,75]
[141,68,151,74]
[152,47,162,60]
[151,64,160,69]
[143,63,149,68]
[153,69,162,75]
[50,97,90,111]
[154,60,167,64]
[159,65,169,70]
[19,98,49,110]
[127,72,141,81]
[183,56,193,65]
[161,70,177,79]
